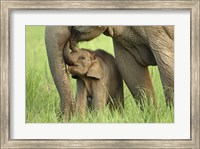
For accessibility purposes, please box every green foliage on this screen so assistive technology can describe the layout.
[26,26,174,123]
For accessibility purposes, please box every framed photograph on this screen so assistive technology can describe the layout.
[1,0,199,148]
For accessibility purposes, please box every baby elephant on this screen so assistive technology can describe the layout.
[65,47,124,117]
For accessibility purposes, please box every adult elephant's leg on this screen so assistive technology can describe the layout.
[113,41,156,107]
[147,27,174,104]
[151,45,174,104]
[45,26,74,120]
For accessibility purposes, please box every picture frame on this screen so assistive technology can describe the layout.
[1,0,199,148]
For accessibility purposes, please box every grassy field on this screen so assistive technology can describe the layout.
[26,26,174,123]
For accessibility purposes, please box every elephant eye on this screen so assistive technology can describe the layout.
[80,56,85,60]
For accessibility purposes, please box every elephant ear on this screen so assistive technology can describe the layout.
[87,59,104,79]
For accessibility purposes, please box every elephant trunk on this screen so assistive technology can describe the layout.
[63,41,74,66]
[45,26,75,120]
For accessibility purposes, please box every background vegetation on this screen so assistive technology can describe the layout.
[26,26,174,123]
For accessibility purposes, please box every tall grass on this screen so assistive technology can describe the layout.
[26,26,174,123]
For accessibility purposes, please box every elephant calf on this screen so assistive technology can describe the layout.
[64,46,124,117]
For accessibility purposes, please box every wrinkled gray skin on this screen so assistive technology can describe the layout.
[70,26,174,106]
[45,26,75,120]
[64,46,124,117]
[45,27,109,119]
[45,26,174,119]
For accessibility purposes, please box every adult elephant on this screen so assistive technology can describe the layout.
[45,26,174,119]
[70,26,174,106]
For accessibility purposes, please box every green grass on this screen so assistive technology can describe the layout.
[26,26,174,123]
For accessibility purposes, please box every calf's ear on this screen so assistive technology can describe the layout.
[87,59,104,79]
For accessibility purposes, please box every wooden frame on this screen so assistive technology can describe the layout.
[1,0,199,148]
